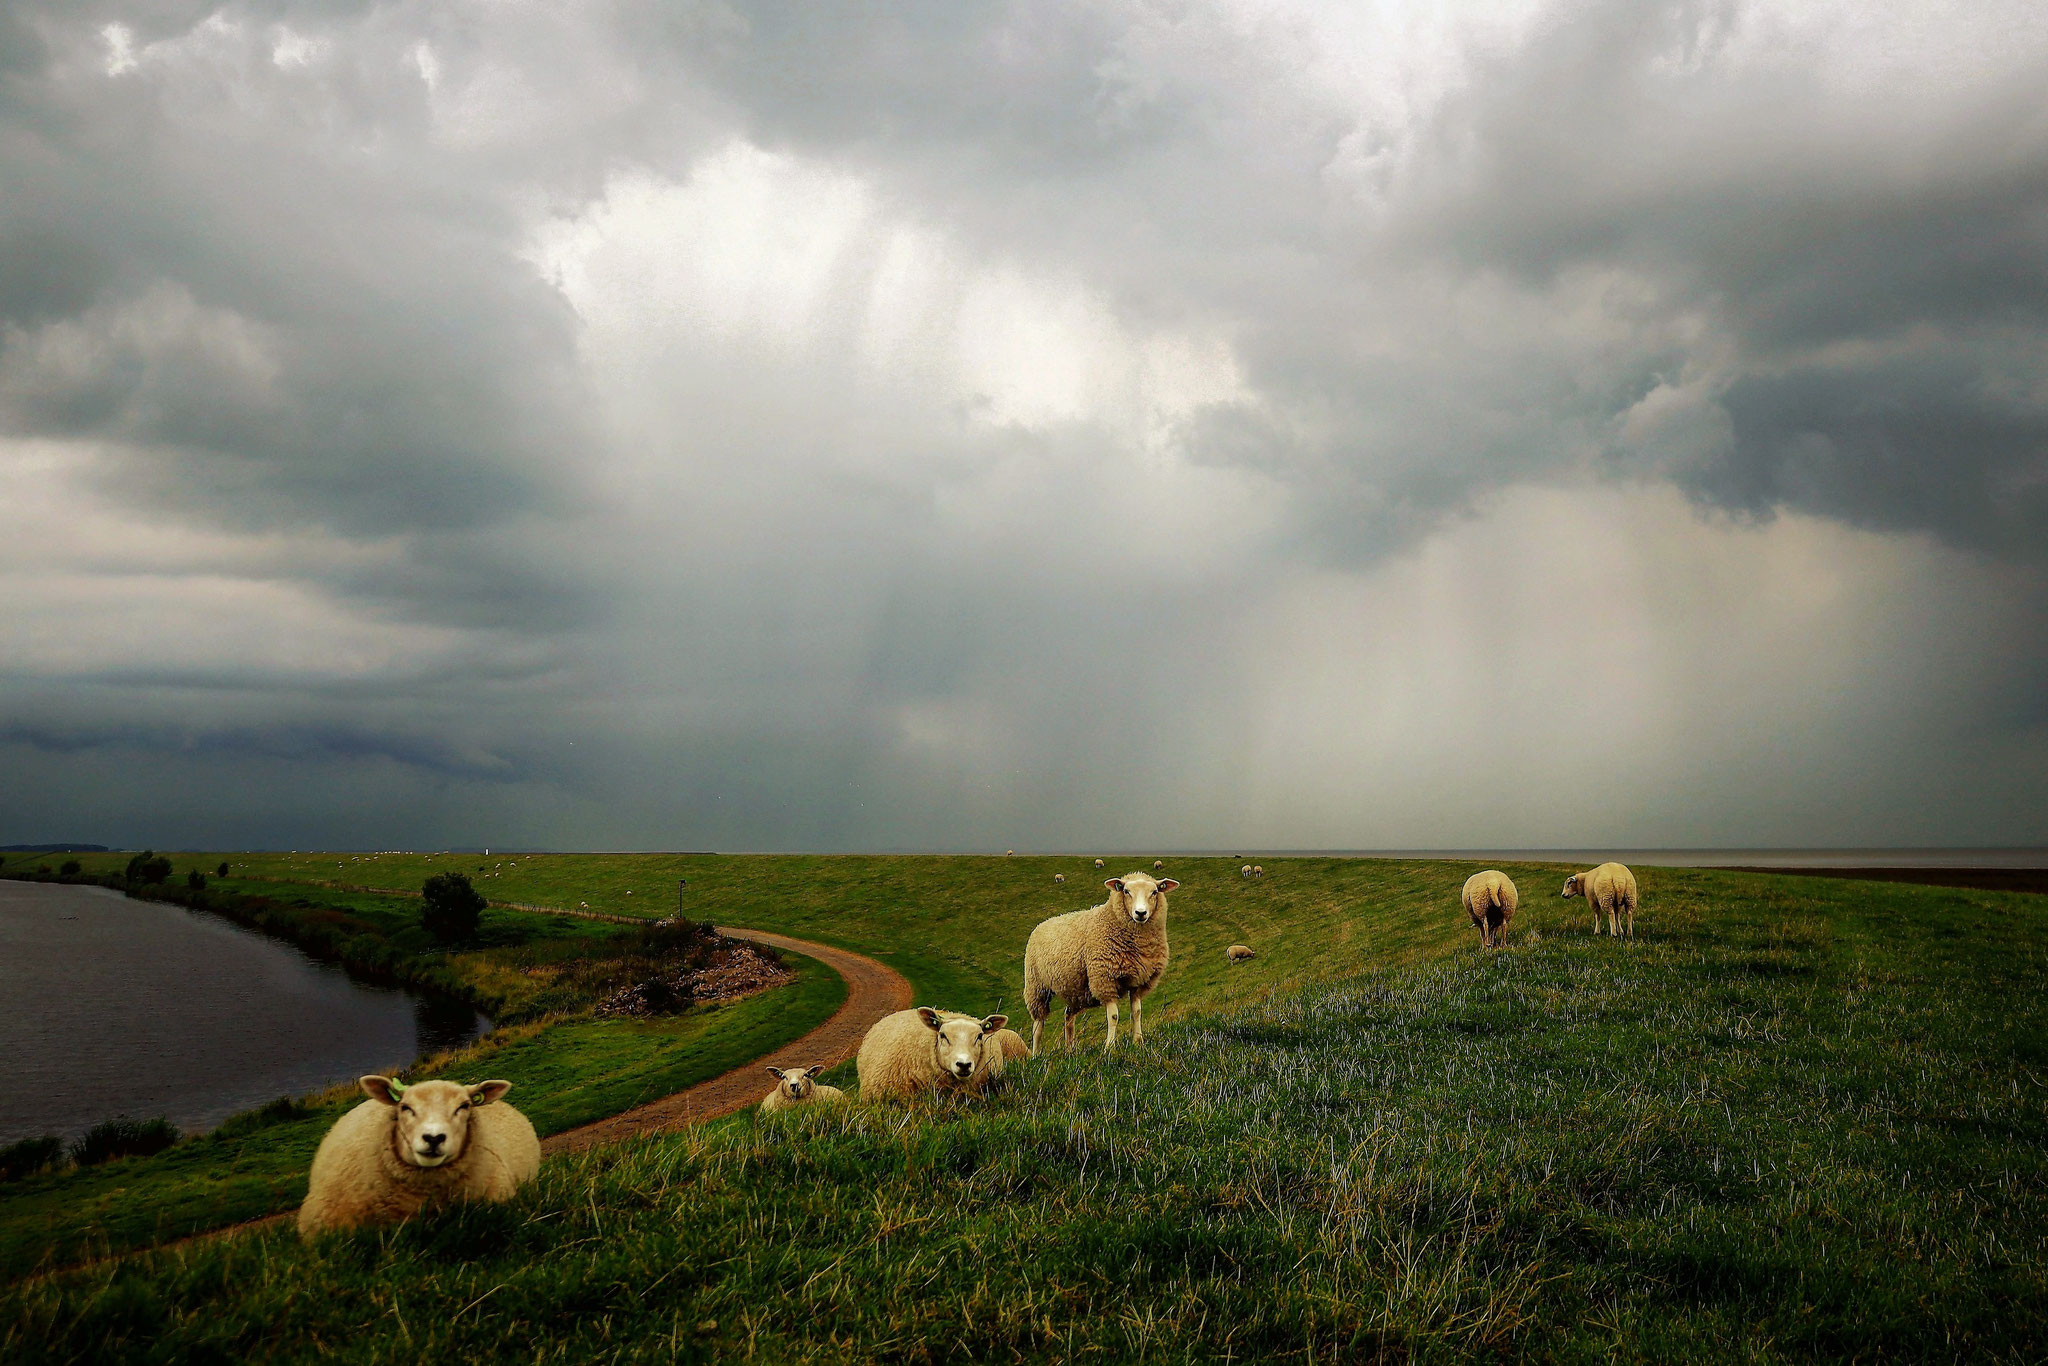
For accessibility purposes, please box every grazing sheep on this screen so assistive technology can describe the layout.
[1562,862,1640,937]
[298,1077,539,1236]
[856,1007,1012,1101]
[1225,944,1256,962]
[760,1065,845,1112]
[1094,858,1106,868]
[1461,870,1520,949]
[1153,860,1165,870]
[1054,873,1066,883]
[1022,872,1176,1054]
[1252,865,1265,878]
[1240,864,1253,879]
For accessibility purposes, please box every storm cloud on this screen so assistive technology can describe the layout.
[1,0,2043,851]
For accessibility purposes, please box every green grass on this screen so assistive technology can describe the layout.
[2,858,2043,1361]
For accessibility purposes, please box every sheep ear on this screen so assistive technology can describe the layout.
[1156,879,1180,893]
[469,1080,512,1106]
[765,1066,785,1079]
[804,1064,825,1078]
[1104,878,1124,892]
[915,1007,942,1030]
[980,1014,1008,1033]
[360,1076,401,1106]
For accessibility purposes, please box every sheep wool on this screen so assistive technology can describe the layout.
[856,1007,1012,1101]
[760,1064,846,1113]
[1022,871,1176,1054]
[1563,862,1640,937]
[1461,871,1519,949]
[298,1077,539,1237]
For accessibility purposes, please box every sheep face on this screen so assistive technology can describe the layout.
[916,1008,1009,1081]
[1104,873,1179,925]
[1560,875,1583,899]
[360,1076,511,1169]
[766,1065,824,1102]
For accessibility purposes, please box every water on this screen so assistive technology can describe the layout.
[0,880,489,1145]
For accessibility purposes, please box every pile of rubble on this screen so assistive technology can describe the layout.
[594,941,794,1019]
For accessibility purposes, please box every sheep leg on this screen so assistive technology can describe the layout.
[1104,996,1120,1050]
[1131,992,1143,1045]
[1029,1017,1043,1056]
[1062,1007,1077,1051]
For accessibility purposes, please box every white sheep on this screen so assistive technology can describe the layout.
[760,1064,845,1112]
[1094,858,1105,868]
[1054,873,1066,883]
[1563,862,1639,937]
[855,1007,1012,1101]
[1240,864,1252,879]
[298,1076,539,1236]
[1022,871,1176,1054]
[1252,864,1265,878]
[1153,860,1165,871]
[1225,944,1256,962]
[1461,870,1519,949]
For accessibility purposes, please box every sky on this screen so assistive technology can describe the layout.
[1,0,2044,853]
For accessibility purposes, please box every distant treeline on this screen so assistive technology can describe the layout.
[0,843,109,853]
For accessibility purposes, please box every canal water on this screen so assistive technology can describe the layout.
[0,879,488,1144]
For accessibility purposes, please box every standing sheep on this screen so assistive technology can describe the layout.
[760,1065,845,1112]
[856,1008,1012,1101]
[1252,865,1265,879]
[1461,871,1519,949]
[1094,858,1106,868]
[298,1077,539,1236]
[1054,873,1066,884]
[1022,872,1176,1054]
[1225,944,1256,962]
[1562,862,1640,937]
[1240,864,1253,879]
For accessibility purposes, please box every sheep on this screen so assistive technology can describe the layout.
[760,1064,845,1112]
[989,1026,1032,1065]
[1562,862,1639,937]
[1461,870,1519,949]
[1022,871,1176,1054]
[1094,858,1105,868]
[1225,944,1256,962]
[298,1076,539,1236]
[1252,865,1265,878]
[1240,864,1253,879]
[1054,873,1066,883]
[856,1007,1012,1101]
[1153,860,1165,871]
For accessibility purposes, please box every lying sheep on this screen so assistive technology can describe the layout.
[760,1064,845,1112]
[856,1007,1011,1101]
[1023,872,1176,1054]
[1563,862,1639,937]
[989,1026,1031,1065]
[1225,944,1256,962]
[298,1076,538,1236]
[1461,870,1519,949]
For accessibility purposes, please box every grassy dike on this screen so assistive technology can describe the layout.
[1,855,2042,1361]
[0,865,846,1278]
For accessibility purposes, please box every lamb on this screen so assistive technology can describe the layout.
[855,1007,1012,1101]
[1022,871,1176,1054]
[1562,862,1640,937]
[298,1076,539,1236]
[1225,944,1256,962]
[1461,870,1519,949]
[760,1064,845,1112]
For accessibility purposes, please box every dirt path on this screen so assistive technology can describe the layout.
[21,927,909,1280]
[543,927,910,1154]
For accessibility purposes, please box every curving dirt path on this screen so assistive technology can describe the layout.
[21,927,908,1280]
[543,927,910,1154]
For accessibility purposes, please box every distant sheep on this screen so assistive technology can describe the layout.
[298,1077,538,1236]
[1054,873,1066,883]
[1461,871,1519,949]
[1023,871,1176,1054]
[1563,862,1639,937]
[1153,860,1165,871]
[856,1007,1011,1101]
[1253,865,1265,878]
[1225,944,1256,962]
[1094,858,1105,868]
[1240,864,1253,879]
[760,1065,845,1112]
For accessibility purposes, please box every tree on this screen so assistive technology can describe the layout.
[124,850,172,885]
[420,872,486,943]
[216,861,229,878]
[186,870,207,890]
[59,859,81,876]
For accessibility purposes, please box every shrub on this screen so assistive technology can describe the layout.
[124,850,172,885]
[71,1118,180,1167]
[214,1096,313,1138]
[421,872,486,943]
[0,1135,65,1181]
[186,869,207,890]
[59,859,81,875]
[216,861,229,877]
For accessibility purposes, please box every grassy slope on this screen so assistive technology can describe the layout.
[3,858,2043,1361]
[0,884,845,1279]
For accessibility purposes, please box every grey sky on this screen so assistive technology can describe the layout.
[1,1,2043,852]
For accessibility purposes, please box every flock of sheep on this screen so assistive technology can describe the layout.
[296,858,1643,1235]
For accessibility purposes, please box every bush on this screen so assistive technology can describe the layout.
[214,1095,313,1138]
[186,869,207,890]
[59,858,81,875]
[421,872,486,943]
[71,1118,180,1167]
[0,1135,65,1181]
[124,850,172,885]
[216,861,229,877]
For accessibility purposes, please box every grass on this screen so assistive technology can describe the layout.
[1,856,2042,1360]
